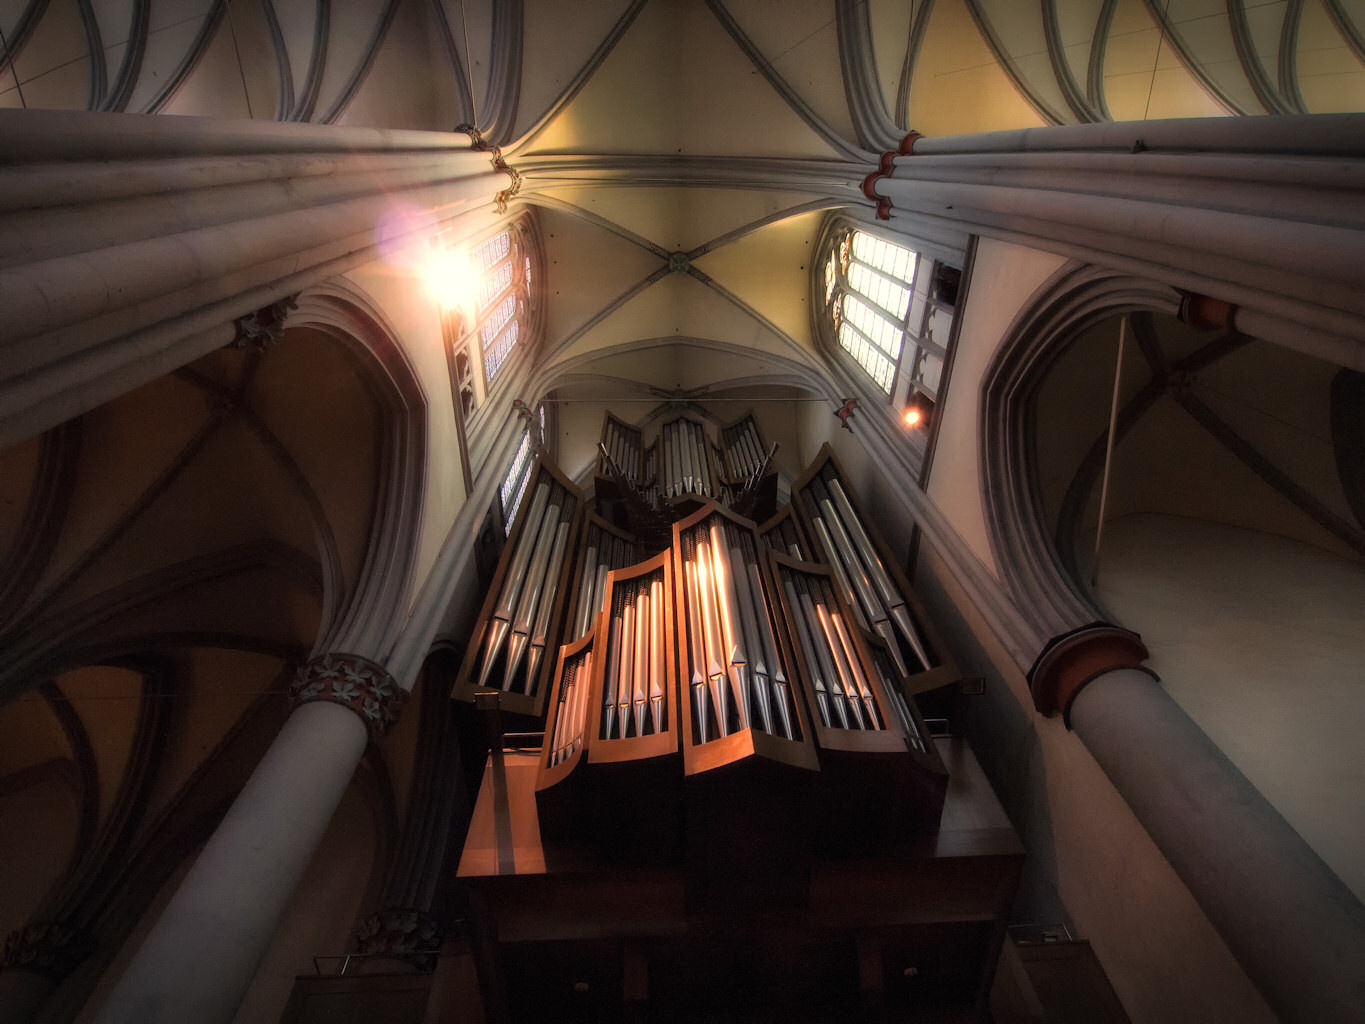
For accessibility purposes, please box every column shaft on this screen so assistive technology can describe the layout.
[93,700,368,1024]
[0,108,501,449]
[1070,669,1365,1024]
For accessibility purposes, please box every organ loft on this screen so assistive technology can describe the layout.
[451,410,1022,1022]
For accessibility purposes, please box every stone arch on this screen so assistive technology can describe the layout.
[287,284,429,660]
[979,263,1184,637]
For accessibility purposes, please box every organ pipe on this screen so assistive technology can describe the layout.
[461,423,952,837]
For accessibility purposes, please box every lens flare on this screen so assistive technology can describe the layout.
[422,246,478,314]
[903,407,923,428]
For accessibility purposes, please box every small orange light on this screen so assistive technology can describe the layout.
[903,407,923,428]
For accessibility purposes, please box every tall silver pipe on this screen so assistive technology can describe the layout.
[649,576,665,733]
[692,426,705,493]
[526,515,572,695]
[679,426,693,494]
[602,587,624,739]
[783,573,831,728]
[502,498,563,690]
[725,525,770,734]
[806,512,870,633]
[569,649,591,757]
[823,475,933,670]
[550,664,572,765]
[706,522,749,731]
[742,431,764,480]
[616,582,636,738]
[574,536,599,638]
[692,538,729,737]
[812,484,882,628]
[631,583,648,736]
[683,555,711,743]
[476,481,551,689]
[812,584,865,729]
[825,598,879,729]
[740,531,788,738]
[590,562,610,634]
[796,574,853,729]
[679,425,692,493]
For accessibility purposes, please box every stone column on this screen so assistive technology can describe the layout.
[1029,623,1365,1024]
[866,116,1365,370]
[0,108,504,448]
[93,653,409,1024]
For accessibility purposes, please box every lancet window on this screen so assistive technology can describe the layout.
[444,216,541,424]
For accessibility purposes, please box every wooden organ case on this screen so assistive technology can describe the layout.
[455,415,1021,1024]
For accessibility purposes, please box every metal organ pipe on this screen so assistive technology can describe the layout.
[683,554,711,742]
[525,509,573,693]
[502,497,565,691]
[475,482,550,690]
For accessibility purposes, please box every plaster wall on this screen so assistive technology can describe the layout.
[340,262,470,614]
[926,238,1070,580]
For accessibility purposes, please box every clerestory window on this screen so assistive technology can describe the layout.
[820,222,961,431]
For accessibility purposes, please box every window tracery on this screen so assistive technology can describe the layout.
[818,222,960,431]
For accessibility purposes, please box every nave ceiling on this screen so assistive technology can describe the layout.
[2,4,1365,1020]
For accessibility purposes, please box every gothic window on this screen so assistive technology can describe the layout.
[820,223,960,428]
[444,219,540,427]
[473,231,522,388]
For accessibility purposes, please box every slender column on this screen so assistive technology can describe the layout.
[869,116,1365,367]
[94,654,408,1024]
[1030,624,1365,1024]
[0,108,504,448]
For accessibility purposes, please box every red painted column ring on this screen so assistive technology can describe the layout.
[1027,623,1153,727]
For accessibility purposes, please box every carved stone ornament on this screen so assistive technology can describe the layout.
[289,653,408,740]
[230,294,299,351]
[455,123,523,213]
[353,908,444,973]
[1,922,96,981]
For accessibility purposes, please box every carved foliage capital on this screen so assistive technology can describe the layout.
[289,653,408,741]
[1,922,96,980]
[230,295,299,351]
[354,908,444,973]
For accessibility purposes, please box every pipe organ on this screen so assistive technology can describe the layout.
[453,411,959,841]
[660,417,716,499]
[454,415,1023,1022]
[452,460,581,716]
